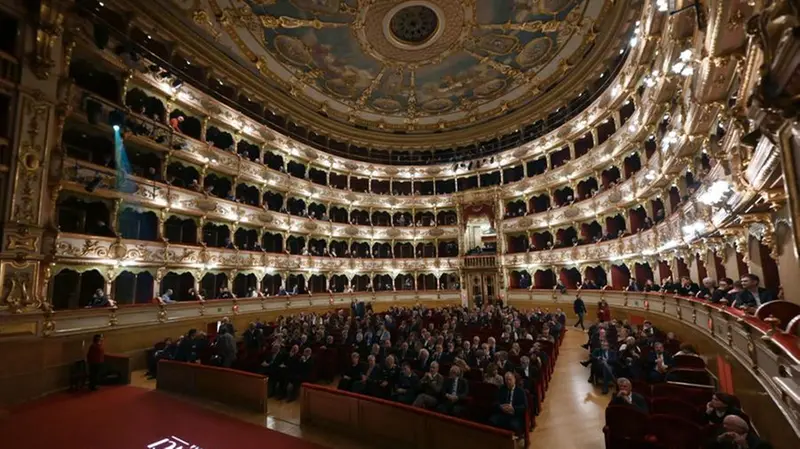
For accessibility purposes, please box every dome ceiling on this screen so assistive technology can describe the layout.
[165,0,636,147]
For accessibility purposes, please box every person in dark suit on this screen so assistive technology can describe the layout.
[353,354,382,396]
[395,341,415,364]
[338,352,364,392]
[413,361,444,409]
[676,276,700,296]
[710,415,772,449]
[710,278,734,303]
[415,348,432,372]
[590,340,618,394]
[609,378,648,413]
[704,392,744,425]
[285,347,313,402]
[375,355,399,399]
[261,343,286,397]
[573,295,587,330]
[392,361,419,404]
[175,329,197,362]
[273,344,300,399]
[489,372,528,433]
[437,366,468,416]
[647,341,673,383]
[734,274,775,309]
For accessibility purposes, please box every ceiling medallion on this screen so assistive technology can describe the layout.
[357,0,474,65]
[387,3,442,48]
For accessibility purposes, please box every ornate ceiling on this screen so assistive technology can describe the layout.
[162,0,638,148]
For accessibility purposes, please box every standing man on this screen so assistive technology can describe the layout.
[573,294,587,330]
[87,334,105,391]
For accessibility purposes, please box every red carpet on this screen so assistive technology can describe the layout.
[1,386,326,449]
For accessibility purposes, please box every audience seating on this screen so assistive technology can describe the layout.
[301,383,517,449]
[645,414,704,449]
[157,360,268,413]
[672,355,706,369]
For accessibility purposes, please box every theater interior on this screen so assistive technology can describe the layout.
[0,0,799,448]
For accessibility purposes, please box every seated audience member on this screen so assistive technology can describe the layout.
[376,355,399,399]
[353,354,381,395]
[647,341,673,382]
[437,366,468,416]
[617,336,642,379]
[710,415,770,449]
[285,347,313,402]
[413,361,444,409]
[489,372,528,433]
[590,340,618,394]
[147,337,177,378]
[175,329,198,362]
[415,348,432,372]
[395,341,415,363]
[675,343,700,357]
[609,378,648,413]
[704,392,744,425]
[159,288,176,304]
[392,361,419,404]
[338,352,363,392]
[243,322,262,351]
[733,274,775,309]
[483,363,504,386]
[86,288,110,308]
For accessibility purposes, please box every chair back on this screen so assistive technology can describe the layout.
[673,355,706,369]
[604,405,649,441]
[664,368,714,387]
[646,414,703,449]
[755,300,800,332]
[652,383,713,407]
[650,397,701,423]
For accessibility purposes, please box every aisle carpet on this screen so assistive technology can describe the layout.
[1,386,325,449]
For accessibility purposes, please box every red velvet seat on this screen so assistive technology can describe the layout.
[664,368,713,386]
[672,355,706,369]
[650,397,701,423]
[466,381,499,422]
[603,405,649,449]
[645,414,704,449]
[755,300,800,332]
[651,384,713,407]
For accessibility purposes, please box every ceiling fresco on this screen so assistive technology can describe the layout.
[170,0,623,133]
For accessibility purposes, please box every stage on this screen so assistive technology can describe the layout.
[1,386,327,449]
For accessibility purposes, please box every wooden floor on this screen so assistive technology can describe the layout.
[131,329,609,449]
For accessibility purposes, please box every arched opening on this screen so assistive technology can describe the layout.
[610,264,631,290]
[350,209,370,226]
[394,242,414,258]
[234,227,259,251]
[113,271,154,305]
[161,272,195,301]
[392,211,413,227]
[330,206,349,224]
[169,109,201,140]
[601,166,621,187]
[261,274,282,295]
[261,232,283,253]
[200,272,228,299]
[308,167,328,186]
[555,227,579,248]
[308,202,327,220]
[166,163,200,190]
[263,191,283,212]
[125,88,166,121]
[581,221,603,243]
[286,236,306,255]
[505,200,526,218]
[118,208,158,241]
[351,274,371,291]
[509,270,531,289]
[372,242,392,258]
[233,273,258,297]
[623,152,642,178]
[308,274,327,294]
[350,241,370,258]
[414,211,435,226]
[532,231,553,250]
[57,197,114,236]
[372,210,391,227]
[577,177,599,200]
[416,242,436,258]
[164,216,197,245]
[308,238,327,256]
[560,267,581,289]
[394,273,414,291]
[438,240,458,257]
[202,222,231,248]
[534,269,556,289]
[330,240,348,257]
[328,274,347,292]
[203,173,232,199]
[529,194,551,213]
[287,197,307,217]
[205,126,235,151]
[507,234,529,254]
[263,150,284,171]
[439,273,459,290]
[287,160,307,179]
[416,273,437,290]
[652,198,666,223]
[436,210,457,226]
[583,266,607,288]
[553,186,575,207]
[235,183,260,206]
[237,140,260,162]
[629,206,648,233]
[51,269,105,310]
[605,214,627,239]
[374,274,393,291]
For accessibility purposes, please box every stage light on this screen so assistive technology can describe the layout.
[113,125,120,131]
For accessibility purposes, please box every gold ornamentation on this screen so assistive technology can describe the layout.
[28,0,65,80]
[109,305,119,326]
[41,302,55,336]
[157,303,167,323]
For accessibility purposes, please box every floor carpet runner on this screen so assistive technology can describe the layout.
[1,386,326,449]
